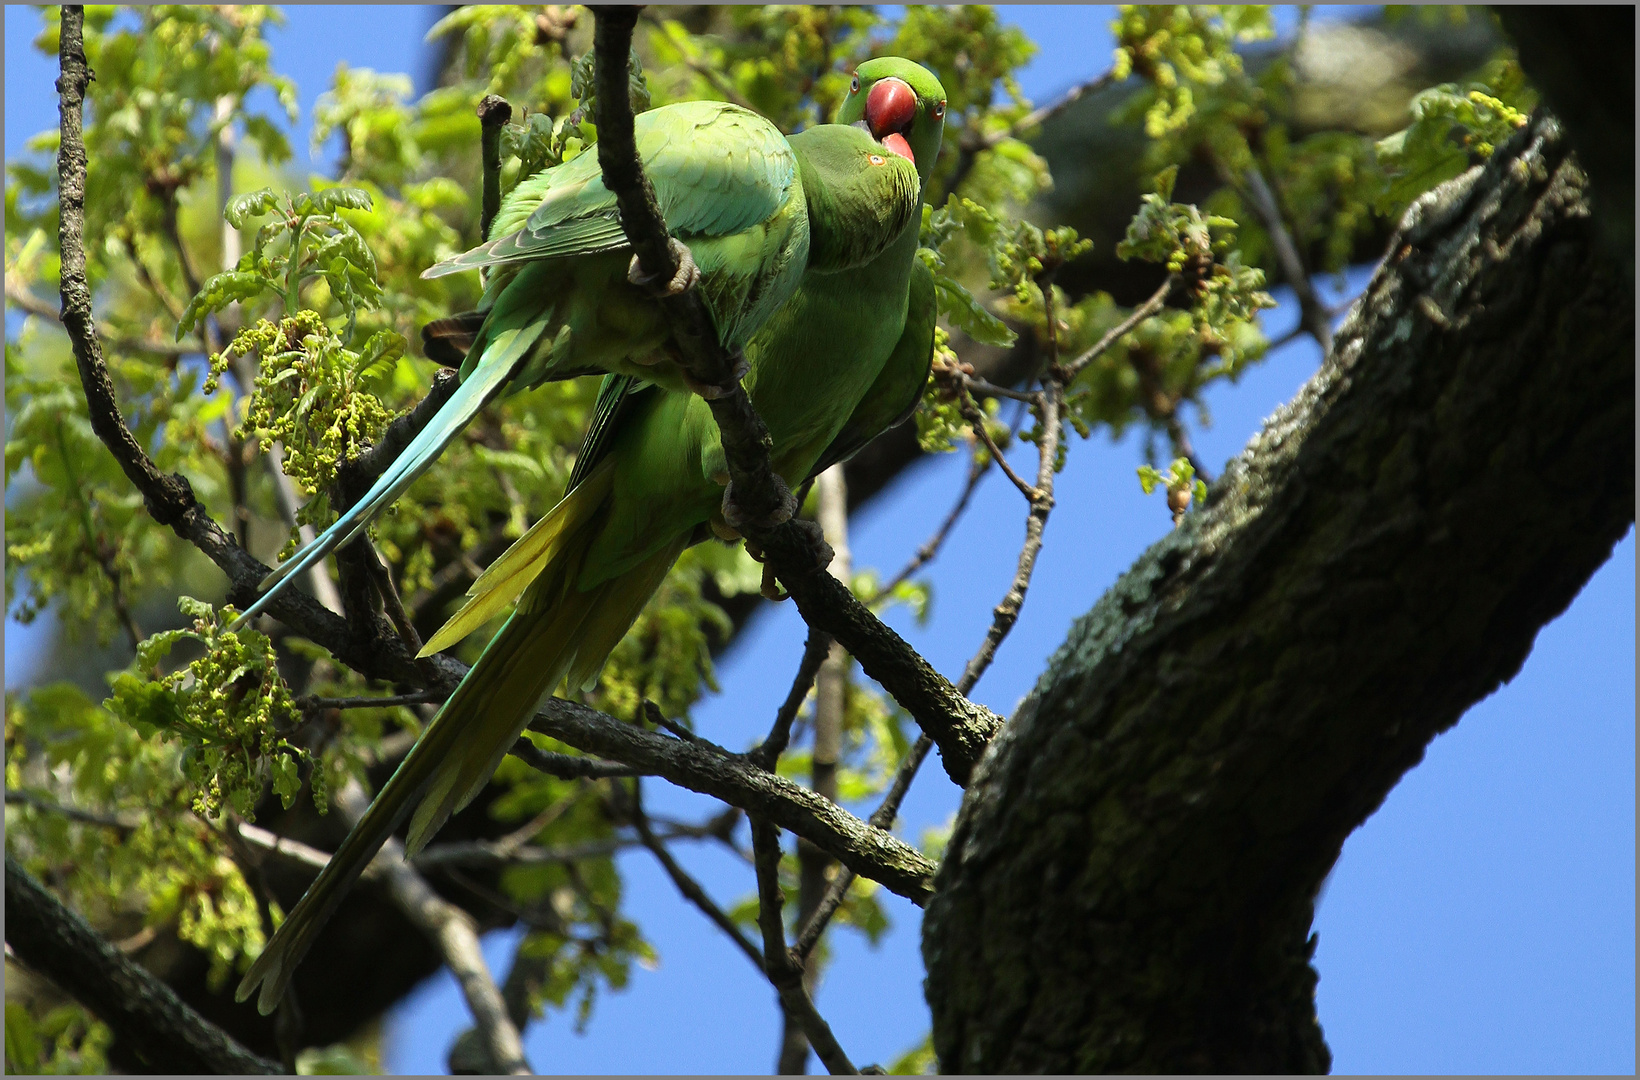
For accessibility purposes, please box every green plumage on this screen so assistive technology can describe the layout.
[230,100,809,630]
[236,59,948,1015]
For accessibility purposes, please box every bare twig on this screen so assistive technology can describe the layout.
[959,272,1065,694]
[750,627,833,770]
[750,817,859,1075]
[941,69,1119,202]
[6,850,282,1074]
[5,789,135,833]
[868,456,988,604]
[4,275,203,355]
[1063,275,1176,379]
[643,699,701,743]
[1229,160,1332,351]
[507,738,641,780]
[962,389,1038,501]
[964,376,1040,404]
[792,733,933,963]
[300,689,442,711]
[332,779,532,1075]
[624,779,765,970]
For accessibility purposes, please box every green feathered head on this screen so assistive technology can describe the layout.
[789,124,921,272]
[835,57,947,186]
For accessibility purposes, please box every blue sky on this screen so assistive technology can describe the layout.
[5,6,1633,1074]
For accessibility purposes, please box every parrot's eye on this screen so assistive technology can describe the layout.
[869,154,884,166]
[850,75,860,94]
[933,100,946,120]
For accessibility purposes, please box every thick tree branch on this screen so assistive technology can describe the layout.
[590,8,1003,786]
[924,113,1634,1073]
[6,852,283,1074]
[527,701,936,905]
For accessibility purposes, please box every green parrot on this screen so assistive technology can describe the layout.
[236,58,945,1014]
[231,99,814,630]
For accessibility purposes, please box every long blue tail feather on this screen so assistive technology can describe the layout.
[228,316,548,631]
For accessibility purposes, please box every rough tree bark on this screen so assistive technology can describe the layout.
[922,114,1633,1073]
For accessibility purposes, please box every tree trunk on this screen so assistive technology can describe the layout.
[922,113,1633,1073]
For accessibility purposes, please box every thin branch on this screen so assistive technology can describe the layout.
[1063,275,1177,379]
[964,376,1040,404]
[750,627,833,770]
[624,779,765,970]
[300,689,442,711]
[6,850,282,1074]
[750,817,859,1076]
[643,698,703,744]
[792,734,933,963]
[5,789,135,833]
[413,824,714,871]
[963,389,1038,502]
[867,455,988,604]
[6,276,206,356]
[332,779,532,1075]
[507,738,641,780]
[941,68,1118,202]
[1228,159,1332,351]
[959,274,1066,695]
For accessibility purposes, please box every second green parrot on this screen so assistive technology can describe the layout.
[237,58,948,1014]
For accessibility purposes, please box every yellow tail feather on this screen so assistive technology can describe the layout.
[239,457,687,1015]
[418,457,615,658]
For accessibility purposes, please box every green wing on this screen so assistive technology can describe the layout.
[424,101,798,277]
[807,256,936,478]
[568,374,649,493]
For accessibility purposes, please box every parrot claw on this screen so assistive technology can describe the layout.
[628,238,699,297]
[682,354,750,400]
[721,476,796,532]
[759,561,787,601]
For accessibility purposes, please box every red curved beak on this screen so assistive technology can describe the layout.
[865,76,917,147]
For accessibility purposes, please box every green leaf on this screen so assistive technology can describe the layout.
[6,1001,41,1074]
[933,273,1016,346]
[224,187,281,229]
[270,752,301,808]
[308,186,374,215]
[177,271,268,340]
[353,329,405,382]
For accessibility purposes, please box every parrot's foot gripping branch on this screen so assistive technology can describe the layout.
[627,236,700,296]
[681,354,751,400]
[722,477,799,533]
